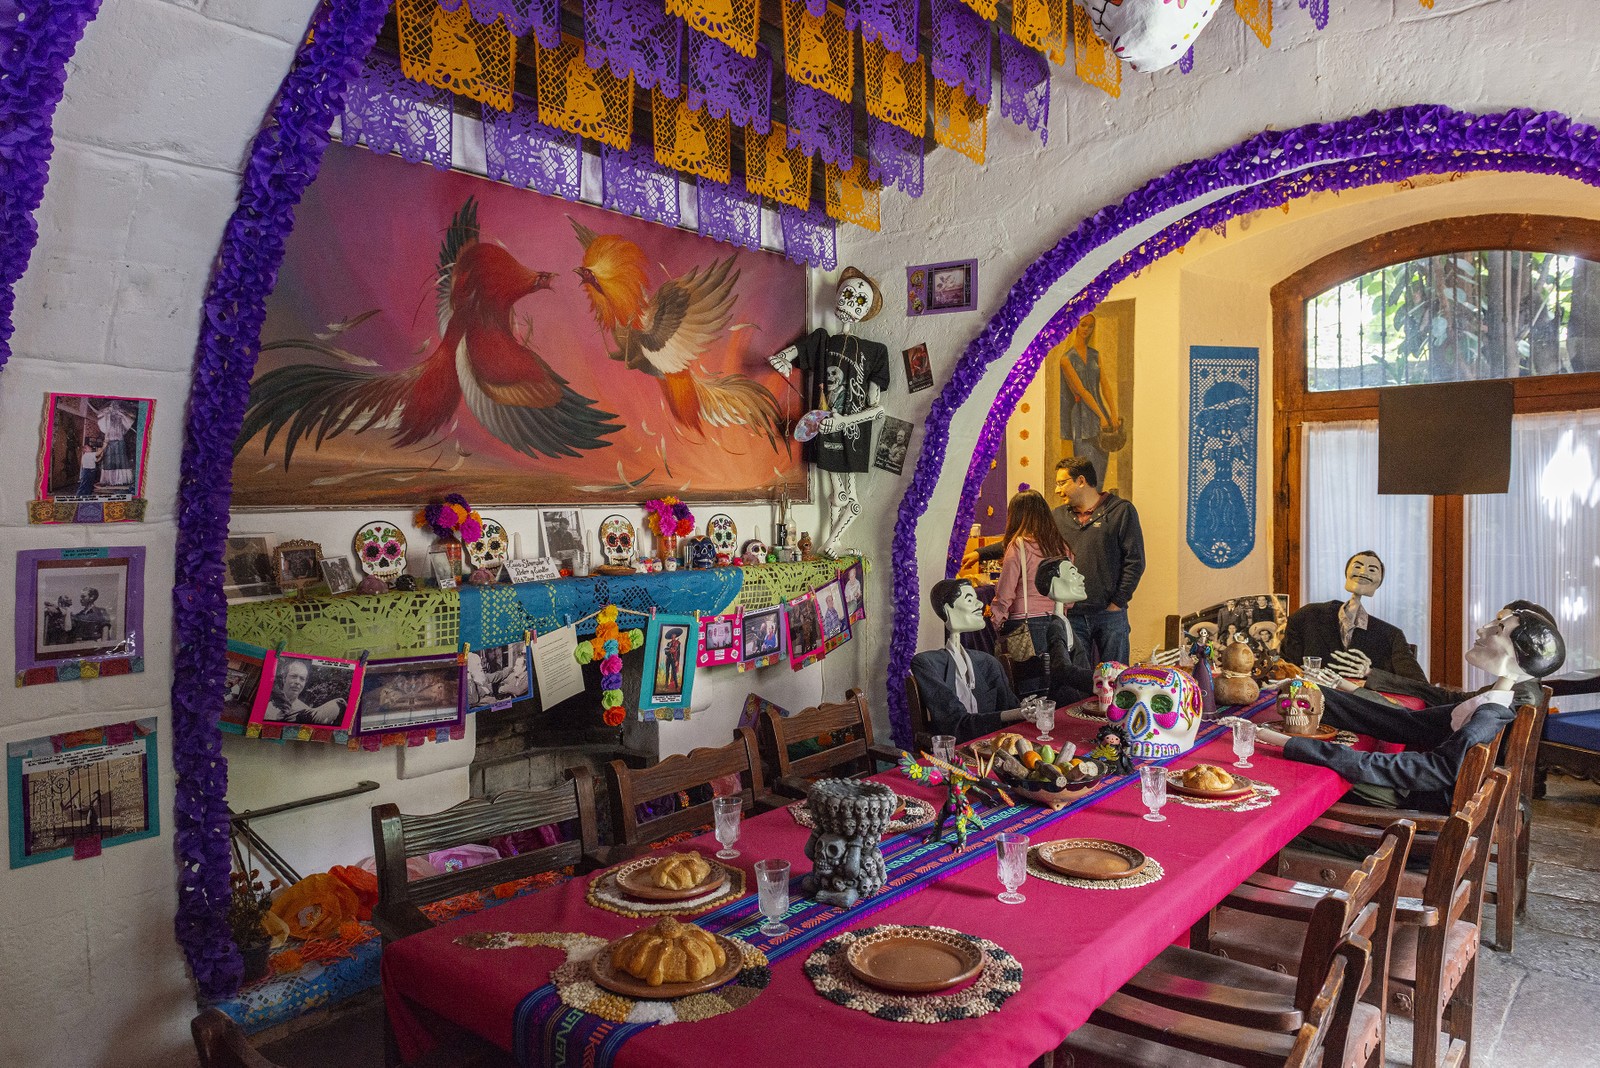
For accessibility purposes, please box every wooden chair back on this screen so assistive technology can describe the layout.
[761,687,878,784]
[192,1009,279,1068]
[371,766,599,937]
[903,674,933,752]
[1283,939,1371,1068]
[607,727,764,847]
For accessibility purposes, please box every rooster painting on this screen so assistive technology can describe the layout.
[569,218,784,450]
[236,197,623,469]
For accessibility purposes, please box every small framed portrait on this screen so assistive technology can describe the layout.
[785,593,825,670]
[223,534,279,601]
[16,546,146,686]
[221,642,267,731]
[353,654,466,736]
[429,551,460,590]
[466,640,532,712]
[737,605,786,672]
[272,539,323,592]
[8,717,159,868]
[907,259,978,316]
[249,651,362,737]
[539,509,584,564]
[815,579,851,651]
[840,560,866,624]
[697,611,742,668]
[320,557,358,595]
[902,342,934,393]
[872,415,915,475]
[34,392,156,511]
[640,613,699,713]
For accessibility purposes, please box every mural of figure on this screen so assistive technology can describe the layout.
[1054,314,1122,481]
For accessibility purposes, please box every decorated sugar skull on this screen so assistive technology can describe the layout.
[1108,665,1204,759]
[464,517,509,572]
[599,514,636,567]
[834,266,882,325]
[352,521,408,582]
[1088,0,1224,73]
[1278,678,1325,736]
[706,513,738,556]
[1093,660,1128,716]
[687,536,717,570]
[741,539,770,565]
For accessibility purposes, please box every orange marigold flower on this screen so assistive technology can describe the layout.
[271,950,304,974]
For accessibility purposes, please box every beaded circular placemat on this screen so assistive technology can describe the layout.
[788,792,936,835]
[1026,842,1166,890]
[1163,773,1279,813]
[586,856,746,917]
[803,924,1022,1022]
[455,930,769,1025]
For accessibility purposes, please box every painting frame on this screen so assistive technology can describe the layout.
[31,392,155,524]
[697,610,742,668]
[223,533,281,602]
[1044,298,1135,500]
[352,653,467,738]
[272,539,323,592]
[640,613,698,717]
[737,604,786,671]
[906,258,978,316]
[15,546,145,687]
[8,717,159,868]
[247,649,364,740]
[466,640,533,712]
[785,592,825,669]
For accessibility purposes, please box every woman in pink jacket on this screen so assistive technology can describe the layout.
[990,489,1070,696]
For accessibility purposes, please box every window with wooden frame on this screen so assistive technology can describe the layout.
[1273,214,1600,687]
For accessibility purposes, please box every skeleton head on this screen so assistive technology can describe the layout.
[598,514,636,566]
[1088,0,1224,73]
[464,517,509,572]
[1108,665,1203,759]
[824,364,845,405]
[1278,678,1324,735]
[706,513,738,554]
[1094,660,1128,716]
[741,539,769,565]
[352,522,408,582]
[834,267,881,324]
[687,536,717,569]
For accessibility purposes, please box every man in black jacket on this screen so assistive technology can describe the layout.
[1280,550,1426,682]
[1051,457,1144,664]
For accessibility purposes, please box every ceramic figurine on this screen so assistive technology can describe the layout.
[1214,640,1261,707]
[706,513,738,558]
[801,779,895,906]
[1278,677,1324,736]
[686,536,717,570]
[1093,660,1128,716]
[1086,723,1135,777]
[1106,665,1204,759]
[742,539,769,565]
[797,532,814,561]
[1088,0,1225,72]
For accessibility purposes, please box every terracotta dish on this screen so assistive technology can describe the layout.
[845,927,985,994]
[590,932,743,999]
[1165,768,1257,800]
[1260,718,1339,742]
[1034,839,1147,881]
[614,858,729,901]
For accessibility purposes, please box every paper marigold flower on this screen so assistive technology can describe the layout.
[603,706,627,727]
[270,949,304,974]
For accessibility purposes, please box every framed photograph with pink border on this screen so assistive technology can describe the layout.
[697,611,742,668]
[247,650,363,742]
[352,653,466,738]
[15,547,145,686]
[738,605,786,671]
[785,593,825,670]
[841,561,866,624]
[30,393,154,524]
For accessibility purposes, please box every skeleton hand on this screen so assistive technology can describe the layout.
[1217,716,1251,731]
[1303,666,1358,691]
[768,345,797,376]
[819,415,841,434]
[1328,648,1372,679]
[1148,647,1186,668]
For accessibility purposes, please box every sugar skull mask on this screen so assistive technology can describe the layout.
[599,514,636,566]
[465,517,509,572]
[353,522,408,582]
[1094,660,1128,716]
[1108,665,1203,758]
[1278,678,1324,735]
[706,513,738,555]
[1088,0,1224,72]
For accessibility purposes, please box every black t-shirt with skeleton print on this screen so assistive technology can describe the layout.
[795,328,890,473]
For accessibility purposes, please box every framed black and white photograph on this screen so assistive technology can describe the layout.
[872,416,915,475]
[15,547,146,686]
[222,643,266,730]
[320,557,358,595]
[273,539,323,592]
[429,551,460,590]
[539,509,584,564]
[467,641,532,712]
[738,605,785,671]
[223,534,279,601]
[353,654,466,736]
[249,651,362,733]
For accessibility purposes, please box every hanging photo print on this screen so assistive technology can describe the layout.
[840,560,866,623]
[738,604,786,671]
[247,650,364,741]
[7,717,159,867]
[902,342,934,393]
[815,578,852,652]
[467,640,532,712]
[785,592,825,669]
[872,415,914,475]
[223,534,280,602]
[697,610,743,667]
[15,547,145,686]
[221,642,268,733]
[353,654,467,737]
[640,613,699,718]
[30,393,154,524]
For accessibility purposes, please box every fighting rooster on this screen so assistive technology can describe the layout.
[236,198,622,467]
[568,218,784,449]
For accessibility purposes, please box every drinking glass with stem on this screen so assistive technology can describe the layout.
[1232,719,1257,769]
[1034,699,1057,742]
[995,832,1030,904]
[712,796,742,859]
[754,859,791,936]
[1138,764,1169,822]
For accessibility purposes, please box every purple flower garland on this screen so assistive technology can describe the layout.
[885,105,1600,745]
[172,0,391,999]
[0,0,105,373]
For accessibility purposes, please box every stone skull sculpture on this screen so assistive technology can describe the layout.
[1107,665,1203,759]
[464,517,509,572]
[1094,660,1128,716]
[598,514,636,567]
[1087,0,1224,72]
[706,513,738,555]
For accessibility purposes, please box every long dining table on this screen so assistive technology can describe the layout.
[384,697,1349,1067]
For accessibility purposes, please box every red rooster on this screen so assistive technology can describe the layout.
[236,198,621,467]
[568,218,783,448]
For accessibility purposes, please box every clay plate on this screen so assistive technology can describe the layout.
[590,932,743,999]
[845,927,985,994]
[1259,718,1339,742]
[614,858,730,902]
[1034,839,1147,881]
[1165,768,1257,800]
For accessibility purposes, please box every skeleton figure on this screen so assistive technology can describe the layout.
[598,514,636,567]
[768,268,889,556]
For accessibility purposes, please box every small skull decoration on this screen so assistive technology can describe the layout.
[598,514,636,567]
[706,513,738,556]
[352,522,408,583]
[1278,678,1325,736]
[464,517,509,573]
[686,536,717,570]
[741,539,770,565]
[1088,0,1225,73]
[833,267,882,326]
[1108,665,1203,759]
[1093,660,1128,716]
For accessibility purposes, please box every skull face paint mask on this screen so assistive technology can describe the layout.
[1108,665,1203,758]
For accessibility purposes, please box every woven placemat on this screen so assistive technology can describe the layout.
[586,856,747,917]
[1164,772,1280,813]
[455,930,769,1025]
[1063,697,1108,723]
[788,792,937,835]
[803,924,1022,1022]
[1026,841,1166,890]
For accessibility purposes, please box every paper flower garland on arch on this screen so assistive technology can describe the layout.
[574,605,645,727]
[643,495,695,537]
[415,492,484,542]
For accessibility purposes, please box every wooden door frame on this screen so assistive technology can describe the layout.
[1272,213,1600,685]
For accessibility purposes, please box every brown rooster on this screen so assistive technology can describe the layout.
[568,218,783,449]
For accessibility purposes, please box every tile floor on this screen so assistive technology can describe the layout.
[258,776,1600,1067]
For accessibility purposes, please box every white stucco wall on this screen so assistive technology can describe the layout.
[1,0,1597,1064]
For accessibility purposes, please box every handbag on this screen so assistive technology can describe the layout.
[998,541,1038,661]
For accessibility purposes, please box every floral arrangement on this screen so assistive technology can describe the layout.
[227,868,279,951]
[415,493,483,543]
[574,605,644,727]
[643,496,695,537]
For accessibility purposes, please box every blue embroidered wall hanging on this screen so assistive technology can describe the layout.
[1187,347,1258,569]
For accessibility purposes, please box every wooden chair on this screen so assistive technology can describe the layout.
[1481,693,1547,951]
[1060,821,1410,1068]
[370,767,602,942]
[606,727,765,848]
[760,687,903,800]
[192,1009,279,1068]
[903,674,934,754]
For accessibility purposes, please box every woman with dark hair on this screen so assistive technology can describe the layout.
[989,489,1070,696]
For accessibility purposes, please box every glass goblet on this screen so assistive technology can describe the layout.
[754,859,791,936]
[995,832,1030,904]
[1034,699,1057,742]
[931,734,957,765]
[1232,719,1258,770]
[1138,764,1169,823]
[1302,656,1323,675]
[712,796,742,859]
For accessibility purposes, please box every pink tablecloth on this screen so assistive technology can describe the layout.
[384,714,1348,1067]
